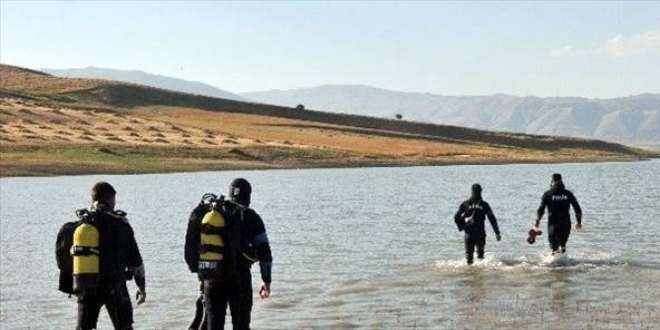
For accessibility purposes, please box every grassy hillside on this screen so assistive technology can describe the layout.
[0,64,655,177]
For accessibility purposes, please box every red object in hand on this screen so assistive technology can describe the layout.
[259,283,270,299]
[527,228,542,244]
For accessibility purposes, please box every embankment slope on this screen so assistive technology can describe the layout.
[1,64,655,177]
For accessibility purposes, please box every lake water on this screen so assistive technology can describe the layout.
[1,161,659,329]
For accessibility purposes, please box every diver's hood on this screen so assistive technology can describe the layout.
[551,181,565,192]
[471,183,483,201]
[229,178,252,207]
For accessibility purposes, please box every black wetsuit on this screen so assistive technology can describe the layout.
[537,182,582,253]
[77,204,145,330]
[454,198,500,264]
[185,202,272,330]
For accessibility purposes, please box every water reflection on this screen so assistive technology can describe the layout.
[549,268,571,320]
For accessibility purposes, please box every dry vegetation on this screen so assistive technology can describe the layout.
[0,64,112,95]
[135,106,560,161]
[0,64,655,177]
[0,99,255,148]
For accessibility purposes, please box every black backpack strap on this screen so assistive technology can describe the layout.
[70,246,99,256]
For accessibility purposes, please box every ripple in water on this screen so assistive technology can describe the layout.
[1,161,660,329]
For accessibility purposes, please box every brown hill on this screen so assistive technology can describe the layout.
[0,64,655,176]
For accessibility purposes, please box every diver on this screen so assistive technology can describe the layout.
[534,173,583,254]
[186,282,207,330]
[74,182,146,330]
[185,178,272,330]
[454,183,501,265]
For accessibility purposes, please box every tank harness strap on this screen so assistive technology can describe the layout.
[70,245,100,256]
[200,223,225,235]
[199,244,225,254]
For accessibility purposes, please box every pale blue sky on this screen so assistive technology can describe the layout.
[1,1,659,97]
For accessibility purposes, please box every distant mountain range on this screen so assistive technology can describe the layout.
[242,85,660,145]
[42,67,246,101]
[41,68,659,145]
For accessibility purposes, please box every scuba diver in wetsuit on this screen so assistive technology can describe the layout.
[454,183,501,264]
[185,178,272,330]
[535,173,583,254]
[72,182,146,330]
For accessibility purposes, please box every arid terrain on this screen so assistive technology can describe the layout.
[0,64,655,177]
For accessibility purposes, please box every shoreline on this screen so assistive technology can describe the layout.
[0,149,650,178]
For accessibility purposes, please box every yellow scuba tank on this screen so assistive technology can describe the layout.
[71,215,99,296]
[199,206,226,276]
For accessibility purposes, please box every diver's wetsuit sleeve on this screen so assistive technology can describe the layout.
[454,203,466,232]
[569,191,583,224]
[185,204,206,273]
[484,202,500,235]
[536,192,550,221]
[127,224,146,290]
[248,210,273,284]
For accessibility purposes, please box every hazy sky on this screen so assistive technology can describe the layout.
[1,1,659,97]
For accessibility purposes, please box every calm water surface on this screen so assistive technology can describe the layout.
[1,161,659,329]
